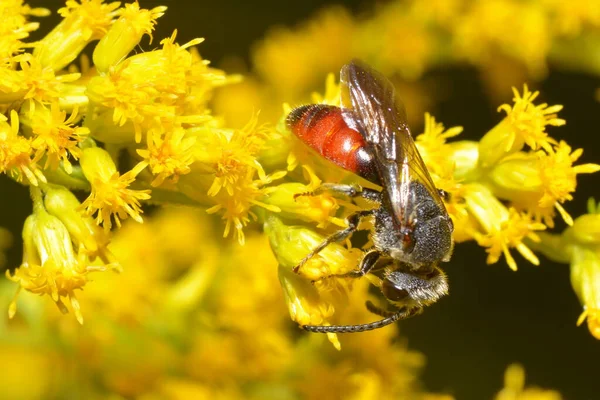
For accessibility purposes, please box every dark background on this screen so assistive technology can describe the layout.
[2,1,599,399]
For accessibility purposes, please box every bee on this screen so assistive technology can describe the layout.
[286,60,454,333]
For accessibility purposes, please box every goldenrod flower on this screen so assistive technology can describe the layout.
[86,31,215,143]
[34,0,121,71]
[415,112,464,195]
[0,0,49,60]
[253,7,355,98]
[489,142,600,227]
[265,215,362,348]
[44,185,117,267]
[205,169,284,245]
[535,199,600,339]
[136,124,197,186]
[536,142,600,223]
[80,146,150,230]
[475,207,546,272]
[93,2,167,72]
[7,188,114,324]
[0,110,45,185]
[19,101,89,173]
[359,3,433,79]
[453,1,550,77]
[480,85,564,167]
[263,165,346,229]
[0,55,80,104]
[204,114,271,197]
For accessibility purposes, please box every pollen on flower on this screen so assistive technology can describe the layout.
[136,125,197,186]
[207,170,285,245]
[0,55,80,104]
[26,102,89,173]
[206,114,272,197]
[0,110,46,185]
[475,208,546,271]
[497,85,564,153]
[86,30,219,143]
[80,147,151,231]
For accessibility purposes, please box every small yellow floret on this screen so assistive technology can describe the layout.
[80,147,151,230]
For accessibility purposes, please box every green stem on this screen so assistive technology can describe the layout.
[29,186,45,215]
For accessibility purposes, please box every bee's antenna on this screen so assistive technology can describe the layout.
[300,306,419,333]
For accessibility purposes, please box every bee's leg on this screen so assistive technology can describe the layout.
[293,209,373,273]
[332,249,381,279]
[365,300,422,319]
[295,183,382,203]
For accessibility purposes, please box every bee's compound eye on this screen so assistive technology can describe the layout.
[381,280,409,302]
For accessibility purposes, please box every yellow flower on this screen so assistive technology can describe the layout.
[359,3,433,79]
[93,2,168,72]
[265,215,362,348]
[475,208,546,271]
[495,364,562,400]
[489,142,600,227]
[6,190,113,324]
[44,185,117,267]
[415,112,465,196]
[80,146,151,230]
[136,124,197,186]
[480,85,564,167]
[34,0,121,71]
[536,141,600,224]
[262,165,346,229]
[464,184,546,271]
[0,55,80,104]
[86,31,215,143]
[253,7,355,98]
[536,200,600,340]
[453,1,550,76]
[0,0,49,60]
[0,110,45,185]
[20,101,89,174]
[204,114,271,197]
[416,113,464,170]
[205,169,284,245]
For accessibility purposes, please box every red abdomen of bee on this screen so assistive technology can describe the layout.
[286,104,377,182]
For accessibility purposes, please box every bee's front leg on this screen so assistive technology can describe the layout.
[293,209,374,273]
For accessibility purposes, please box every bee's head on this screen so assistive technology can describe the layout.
[381,265,449,309]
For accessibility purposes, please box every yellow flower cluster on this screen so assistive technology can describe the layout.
[0,0,281,321]
[1,207,562,399]
[0,0,591,398]
[214,0,600,126]
[0,208,436,399]
[531,198,600,339]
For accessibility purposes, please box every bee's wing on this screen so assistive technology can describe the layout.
[340,60,447,226]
